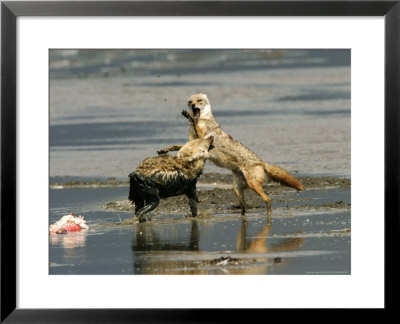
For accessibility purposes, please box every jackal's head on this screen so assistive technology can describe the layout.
[187,93,212,120]
[177,136,214,163]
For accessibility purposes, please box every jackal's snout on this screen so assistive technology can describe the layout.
[187,93,210,119]
[191,105,201,119]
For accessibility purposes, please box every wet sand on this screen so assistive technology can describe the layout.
[49,174,351,218]
[100,174,350,218]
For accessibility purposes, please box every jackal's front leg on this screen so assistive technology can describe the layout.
[186,187,198,217]
[181,109,206,138]
[157,145,183,155]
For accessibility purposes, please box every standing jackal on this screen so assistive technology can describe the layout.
[158,93,303,215]
[129,137,214,222]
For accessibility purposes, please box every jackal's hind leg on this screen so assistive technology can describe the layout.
[134,199,145,214]
[246,179,272,216]
[232,171,248,215]
[136,195,160,222]
[242,168,272,216]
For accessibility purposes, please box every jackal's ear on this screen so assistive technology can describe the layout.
[206,136,214,151]
[199,93,209,103]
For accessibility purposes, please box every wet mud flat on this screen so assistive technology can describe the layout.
[49,174,350,275]
[102,174,350,217]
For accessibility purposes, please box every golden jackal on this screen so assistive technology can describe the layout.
[129,137,214,222]
[159,93,303,215]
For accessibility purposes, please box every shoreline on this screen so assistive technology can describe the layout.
[93,174,351,223]
[49,173,350,189]
[49,173,351,225]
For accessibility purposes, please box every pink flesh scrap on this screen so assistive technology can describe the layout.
[50,213,88,235]
[62,223,81,232]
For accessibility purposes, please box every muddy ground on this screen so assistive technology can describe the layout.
[51,174,350,223]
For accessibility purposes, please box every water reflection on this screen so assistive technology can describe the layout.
[50,231,88,249]
[132,221,200,274]
[49,231,88,267]
[131,217,304,275]
[233,218,304,274]
[133,221,199,253]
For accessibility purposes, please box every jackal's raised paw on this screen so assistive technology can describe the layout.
[157,149,168,155]
[157,145,183,155]
[181,109,191,120]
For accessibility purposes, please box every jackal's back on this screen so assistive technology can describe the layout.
[136,155,204,181]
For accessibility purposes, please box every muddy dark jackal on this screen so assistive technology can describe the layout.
[159,93,303,216]
[129,137,214,222]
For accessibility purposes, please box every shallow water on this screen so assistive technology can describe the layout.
[49,185,350,275]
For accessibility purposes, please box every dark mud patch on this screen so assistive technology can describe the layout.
[100,174,350,225]
[205,256,283,267]
[280,200,351,211]
[209,256,241,265]
[298,176,350,189]
[50,174,350,189]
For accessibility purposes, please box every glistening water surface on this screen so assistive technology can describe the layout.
[49,184,350,275]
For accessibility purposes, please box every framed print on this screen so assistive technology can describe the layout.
[1,0,399,321]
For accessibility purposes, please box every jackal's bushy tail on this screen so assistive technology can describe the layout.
[264,163,303,191]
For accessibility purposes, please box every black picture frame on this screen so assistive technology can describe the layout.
[1,0,398,322]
